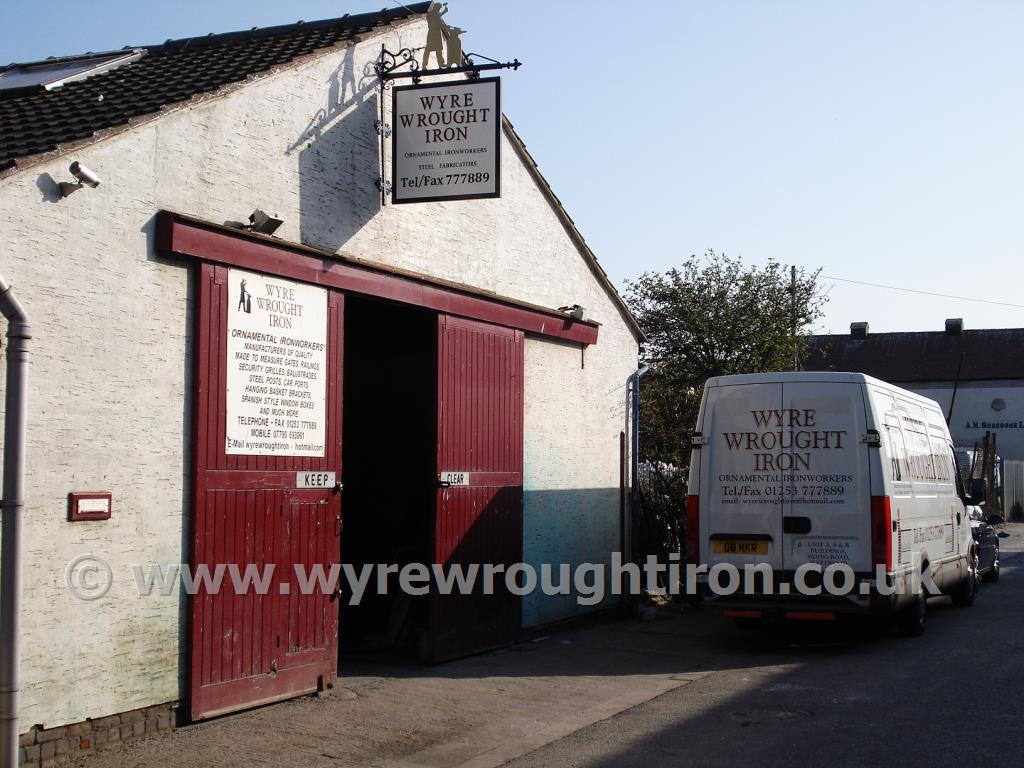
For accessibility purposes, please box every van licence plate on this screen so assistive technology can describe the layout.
[713,540,768,555]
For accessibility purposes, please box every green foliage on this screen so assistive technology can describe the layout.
[625,251,826,469]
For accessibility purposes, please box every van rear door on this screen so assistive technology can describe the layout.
[699,381,784,572]
[780,381,873,575]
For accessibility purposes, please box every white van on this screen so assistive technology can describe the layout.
[686,372,979,634]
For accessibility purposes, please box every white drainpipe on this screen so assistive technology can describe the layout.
[0,274,30,766]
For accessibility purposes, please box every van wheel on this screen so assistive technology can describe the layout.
[951,552,978,607]
[983,544,1000,583]
[899,588,927,637]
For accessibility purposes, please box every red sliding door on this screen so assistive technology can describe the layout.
[430,314,524,661]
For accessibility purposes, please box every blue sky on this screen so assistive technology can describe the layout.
[4,1,1023,333]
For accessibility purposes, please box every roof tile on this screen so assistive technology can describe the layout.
[0,3,429,168]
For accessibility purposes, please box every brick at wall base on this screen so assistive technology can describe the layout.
[18,701,179,767]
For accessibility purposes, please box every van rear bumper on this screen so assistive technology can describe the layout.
[705,592,886,616]
[696,573,909,615]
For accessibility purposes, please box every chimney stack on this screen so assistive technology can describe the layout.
[945,318,964,336]
[850,321,869,339]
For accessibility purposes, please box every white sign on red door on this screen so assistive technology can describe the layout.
[225,268,328,457]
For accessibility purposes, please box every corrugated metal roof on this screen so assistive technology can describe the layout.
[804,328,1024,383]
[0,4,430,171]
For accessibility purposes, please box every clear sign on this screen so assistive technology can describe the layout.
[225,268,328,457]
[392,77,501,203]
[440,471,470,487]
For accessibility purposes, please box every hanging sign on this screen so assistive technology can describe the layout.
[225,268,328,457]
[392,77,501,203]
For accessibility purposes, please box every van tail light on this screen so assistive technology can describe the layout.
[871,495,893,573]
[686,495,700,565]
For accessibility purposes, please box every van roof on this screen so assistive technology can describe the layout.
[705,371,887,387]
[703,371,946,411]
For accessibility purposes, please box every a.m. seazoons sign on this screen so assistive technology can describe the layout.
[392,77,500,203]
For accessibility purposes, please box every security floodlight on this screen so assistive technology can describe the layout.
[558,304,587,322]
[248,209,283,235]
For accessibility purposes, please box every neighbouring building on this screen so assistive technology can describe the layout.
[805,319,1024,459]
[0,4,644,760]
[804,319,1024,518]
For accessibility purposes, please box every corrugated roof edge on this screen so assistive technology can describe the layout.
[502,116,646,345]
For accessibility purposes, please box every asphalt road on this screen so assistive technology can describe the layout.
[506,525,1024,768]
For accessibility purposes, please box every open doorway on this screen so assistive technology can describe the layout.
[340,296,436,659]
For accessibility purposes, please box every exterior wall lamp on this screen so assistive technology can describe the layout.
[559,304,587,322]
[246,209,283,235]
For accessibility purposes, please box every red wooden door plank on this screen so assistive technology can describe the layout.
[430,314,524,662]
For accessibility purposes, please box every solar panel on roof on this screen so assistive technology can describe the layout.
[0,52,141,91]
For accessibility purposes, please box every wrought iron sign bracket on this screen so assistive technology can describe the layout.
[375,45,521,85]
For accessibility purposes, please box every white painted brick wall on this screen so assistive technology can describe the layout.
[0,17,638,727]
[522,336,633,626]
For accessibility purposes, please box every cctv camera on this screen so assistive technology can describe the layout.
[69,161,101,188]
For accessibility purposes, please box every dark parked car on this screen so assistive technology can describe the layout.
[968,507,1003,583]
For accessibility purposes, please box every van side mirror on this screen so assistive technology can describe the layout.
[970,478,988,505]
[987,514,1005,526]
